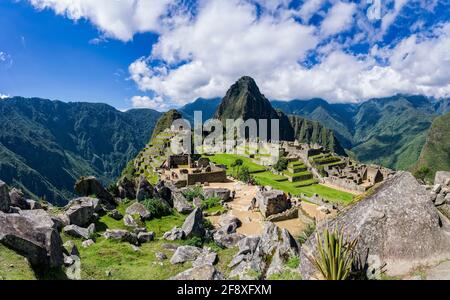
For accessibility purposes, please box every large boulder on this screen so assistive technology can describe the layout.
[117,177,136,200]
[204,188,231,202]
[170,246,203,264]
[170,265,224,280]
[163,227,185,241]
[63,224,95,240]
[299,172,450,279]
[0,180,11,212]
[155,181,172,204]
[435,171,450,187]
[65,198,97,227]
[125,202,151,221]
[135,176,153,202]
[181,208,205,239]
[172,192,193,214]
[18,209,58,230]
[74,176,116,207]
[228,223,299,279]
[103,229,138,245]
[256,190,291,218]
[0,211,64,268]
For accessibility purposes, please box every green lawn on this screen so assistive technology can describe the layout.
[206,153,353,204]
[205,153,267,174]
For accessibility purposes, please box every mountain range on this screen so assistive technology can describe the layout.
[181,91,449,171]
[0,97,161,205]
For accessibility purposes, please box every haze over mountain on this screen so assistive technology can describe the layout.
[0,97,161,205]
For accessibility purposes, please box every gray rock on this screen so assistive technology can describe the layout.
[155,252,167,261]
[173,192,193,214]
[0,211,64,268]
[197,157,210,168]
[219,213,242,230]
[299,172,450,279]
[18,209,57,230]
[0,180,11,212]
[108,209,123,220]
[138,232,155,243]
[51,214,69,231]
[155,181,172,204]
[170,265,224,280]
[163,227,185,241]
[213,230,245,248]
[82,239,95,248]
[181,208,205,239]
[228,223,299,280]
[63,224,91,240]
[123,214,139,228]
[26,200,42,210]
[435,194,446,206]
[135,176,153,202]
[204,188,231,202]
[65,255,81,280]
[193,197,203,208]
[64,254,75,266]
[103,229,138,245]
[192,251,218,267]
[9,188,28,209]
[435,171,450,187]
[170,246,203,264]
[266,207,299,222]
[125,202,151,220]
[74,176,115,207]
[162,243,179,252]
[432,184,442,194]
[65,197,96,227]
[256,189,291,218]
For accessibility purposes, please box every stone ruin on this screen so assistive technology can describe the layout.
[160,155,227,188]
[322,159,395,193]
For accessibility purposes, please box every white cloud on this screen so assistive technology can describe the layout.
[320,1,357,37]
[131,95,169,111]
[297,0,325,23]
[28,0,173,41]
[0,51,13,67]
[130,0,318,105]
[0,94,10,100]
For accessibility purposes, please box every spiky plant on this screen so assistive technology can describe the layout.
[310,227,357,280]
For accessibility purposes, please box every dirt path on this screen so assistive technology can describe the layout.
[207,180,324,237]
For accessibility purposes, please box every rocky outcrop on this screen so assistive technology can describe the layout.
[137,232,155,244]
[0,180,10,212]
[74,176,115,207]
[299,172,450,279]
[172,192,193,214]
[256,189,291,218]
[0,211,64,268]
[163,227,186,241]
[135,176,153,202]
[435,171,450,187]
[266,207,299,222]
[170,246,203,264]
[228,222,299,279]
[155,181,173,205]
[170,265,224,280]
[125,202,151,221]
[64,198,97,227]
[18,209,59,230]
[182,208,205,239]
[63,224,95,240]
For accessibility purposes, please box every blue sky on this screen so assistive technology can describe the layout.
[0,0,449,110]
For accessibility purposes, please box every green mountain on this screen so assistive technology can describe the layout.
[213,76,344,154]
[273,95,449,170]
[180,98,221,125]
[0,97,161,205]
[414,112,450,182]
[150,109,183,142]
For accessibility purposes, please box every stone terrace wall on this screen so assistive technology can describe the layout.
[323,176,368,193]
[187,170,227,185]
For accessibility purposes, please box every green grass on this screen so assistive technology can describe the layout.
[0,245,37,280]
[205,153,266,174]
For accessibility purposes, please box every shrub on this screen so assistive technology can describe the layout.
[308,227,357,280]
[185,237,204,248]
[236,166,251,183]
[201,197,221,210]
[183,186,204,202]
[273,158,289,172]
[413,166,430,182]
[141,199,172,219]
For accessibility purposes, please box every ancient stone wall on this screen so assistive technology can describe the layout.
[323,176,368,193]
[187,170,227,185]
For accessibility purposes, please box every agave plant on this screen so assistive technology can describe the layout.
[310,227,357,280]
